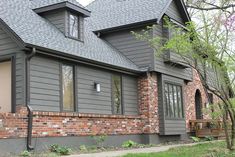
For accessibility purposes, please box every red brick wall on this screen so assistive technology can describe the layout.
[184,70,219,131]
[138,72,159,134]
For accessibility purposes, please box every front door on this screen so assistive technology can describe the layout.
[195,90,203,119]
[0,61,11,113]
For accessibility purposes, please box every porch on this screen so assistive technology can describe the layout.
[189,119,228,139]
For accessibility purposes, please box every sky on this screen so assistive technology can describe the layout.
[77,0,94,6]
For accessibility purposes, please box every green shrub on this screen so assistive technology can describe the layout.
[122,140,138,148]
[20,150,31,157]
[191,136,201,143]
[50,144,72,155]
[79,145,87,151]
[91,135,107,148]
[205,136,214,141]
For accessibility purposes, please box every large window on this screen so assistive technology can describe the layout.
[69,13,79,39]
[164,83,184,118]
[112,75,123,114]
[62,64,75,111]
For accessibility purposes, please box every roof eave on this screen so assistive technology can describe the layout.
[25,43,143,75]
[94,19,158,35]
[33,2,91,17]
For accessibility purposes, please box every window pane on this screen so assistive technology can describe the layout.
[112,75,122,114]
[62,65,74,111]
[164,84,169,117]
[69,14,79,38]
[173,85,178,118]
[169,85,174,118]
[177,86,183,118]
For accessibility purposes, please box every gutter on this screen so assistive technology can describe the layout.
[25,47,36,151]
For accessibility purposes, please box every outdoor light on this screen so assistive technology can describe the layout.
[94,82,101,92]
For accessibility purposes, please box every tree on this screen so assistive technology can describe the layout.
[132,0,235,150]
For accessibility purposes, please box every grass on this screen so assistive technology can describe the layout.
[123,142,235,157]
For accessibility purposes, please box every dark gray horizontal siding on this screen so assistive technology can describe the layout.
[77,66,112,114]
[103,27,153,69]
[153,20,192,81]
[165,1,184,24]
[0,28,18,54]
[29,56,60,112]
[42,9,66,34]
[15,52,25,105]
[0,27,24,106]
[123,76,138,115]
[28,56,138,114]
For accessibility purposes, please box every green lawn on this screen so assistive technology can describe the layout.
[123,142,235,157]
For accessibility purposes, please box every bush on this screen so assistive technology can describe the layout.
[79,145,87,152]
[20,150,31,157]
[91,135,107,148]
[122,140,138,148]
[191,136,201,143]
[205,136,214,141]
[50,144,72,155]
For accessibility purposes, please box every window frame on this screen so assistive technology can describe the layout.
[164,81,184,120]
[111,74,124,115]
[67,12,81,41]
[60,63,77,112]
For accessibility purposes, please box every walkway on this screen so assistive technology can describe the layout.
[68,142,202,157]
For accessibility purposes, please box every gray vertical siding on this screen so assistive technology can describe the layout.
[41,10,66,34]
[123,75,138,115]
[165,1,184,24]
[29,56,60,111]
[103,27,154,69]
[76,66,112,114]
[158,74,186,135]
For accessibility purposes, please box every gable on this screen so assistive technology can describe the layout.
[0,26,20,55]
[165,1,185,24]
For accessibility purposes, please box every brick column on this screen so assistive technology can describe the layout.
[138,72,159,134]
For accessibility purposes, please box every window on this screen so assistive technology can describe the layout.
[69,13,79,39]
[112,75,123,114]
[62,64,75,111]
[164,83,184,118]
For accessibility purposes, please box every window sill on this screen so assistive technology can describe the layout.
[33,111,141,119]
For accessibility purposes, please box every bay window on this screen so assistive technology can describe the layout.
[164,83,184,118]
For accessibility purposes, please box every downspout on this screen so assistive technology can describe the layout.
[25,47,36,151]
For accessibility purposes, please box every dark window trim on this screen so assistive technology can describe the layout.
[164,81,184,120]
[0,54,16,113]
[67,12,83,42]
[60,62,77,112]
[111,74,124,115]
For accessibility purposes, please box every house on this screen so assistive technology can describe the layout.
[0,0,218,154]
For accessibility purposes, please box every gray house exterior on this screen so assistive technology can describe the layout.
[0,0,217,154]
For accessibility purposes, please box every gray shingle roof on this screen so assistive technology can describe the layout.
[87,0,169,31]
[0,0,140,71]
